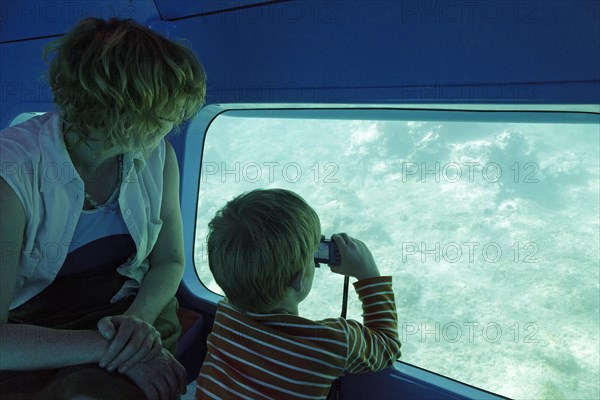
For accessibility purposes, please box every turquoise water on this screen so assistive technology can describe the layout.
[195,114,600,399]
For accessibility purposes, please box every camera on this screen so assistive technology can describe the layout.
[314,238,341,266]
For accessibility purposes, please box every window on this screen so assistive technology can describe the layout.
[193,107,599,399]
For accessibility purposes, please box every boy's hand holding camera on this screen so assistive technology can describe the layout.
[329,233,381,281]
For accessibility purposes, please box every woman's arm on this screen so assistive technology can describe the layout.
[125,141,185,322]
[0,176,22,326]
[0,177,185,400]
[98,141,185,372]
[0,177,111,371]
[0,324,110,371]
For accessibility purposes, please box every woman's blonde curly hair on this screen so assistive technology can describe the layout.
[43,17,206,152]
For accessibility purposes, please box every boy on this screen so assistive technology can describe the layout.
[196,189,401,399]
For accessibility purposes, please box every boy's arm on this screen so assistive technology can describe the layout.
[343,276,401,373]
[327,234,401,372]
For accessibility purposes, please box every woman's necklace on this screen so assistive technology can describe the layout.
[83,154,123,212]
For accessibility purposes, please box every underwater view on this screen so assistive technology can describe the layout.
[194,113,600,399]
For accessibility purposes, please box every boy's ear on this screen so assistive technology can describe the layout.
[291,268,305,293]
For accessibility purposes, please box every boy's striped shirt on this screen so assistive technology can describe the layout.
[196,276,401,400]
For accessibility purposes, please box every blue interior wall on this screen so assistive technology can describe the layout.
[1,0,599,127]
[169,0,599,105]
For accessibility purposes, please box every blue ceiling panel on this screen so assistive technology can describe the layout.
[169,0,599,104]
[153,0,276,20]
[0,0,158,43]
[1,0,598,115]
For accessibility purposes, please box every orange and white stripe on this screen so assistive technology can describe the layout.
[196,276,401,400]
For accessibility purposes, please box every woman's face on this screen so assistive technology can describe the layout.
[152,118,175,143]
[139,117,176,156]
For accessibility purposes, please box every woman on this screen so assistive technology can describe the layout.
[0,17,206,399]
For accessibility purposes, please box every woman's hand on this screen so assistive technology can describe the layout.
[97,314,162,373]
[123,348,187,400]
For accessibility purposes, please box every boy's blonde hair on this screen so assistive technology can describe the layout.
[207,189,321,313]
[43,17,206,153]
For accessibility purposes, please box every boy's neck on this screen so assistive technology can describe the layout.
[266,290,301,315]
[268,306,299,315]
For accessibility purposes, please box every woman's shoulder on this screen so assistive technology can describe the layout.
[1,111,56,136]
[0,112,58,159]
[0,112,63,197]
